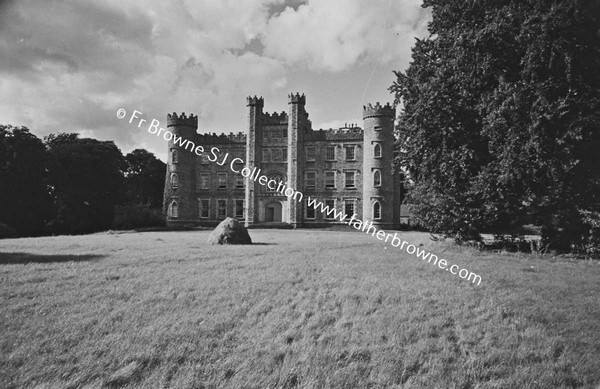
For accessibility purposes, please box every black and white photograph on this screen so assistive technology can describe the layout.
[1,0,599,387]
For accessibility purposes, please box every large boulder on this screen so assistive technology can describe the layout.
[208,217,252,245]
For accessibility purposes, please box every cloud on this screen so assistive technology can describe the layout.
[263,0,429,72]
[0,0,429,160]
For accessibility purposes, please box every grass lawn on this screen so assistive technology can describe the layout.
[1,229,599,388]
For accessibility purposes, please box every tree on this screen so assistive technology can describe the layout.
[45,133,126,234]
[391,0,600,252]
[124,149,166,208]
[0,125,54,236]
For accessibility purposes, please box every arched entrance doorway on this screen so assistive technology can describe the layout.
[265,201,283,222]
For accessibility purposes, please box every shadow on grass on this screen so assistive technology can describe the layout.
[209,242,277,246]
[0,252,106,265]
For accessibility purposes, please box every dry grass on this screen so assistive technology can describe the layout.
[1,229,599,388]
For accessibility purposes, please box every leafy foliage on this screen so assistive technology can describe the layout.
[0,126,168,236]
[124,149,166,208]
[0,125,54,236]
[391,0,600,253]
[45,133,126,234]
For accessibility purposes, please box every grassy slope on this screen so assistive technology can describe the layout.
[0,230,599,389]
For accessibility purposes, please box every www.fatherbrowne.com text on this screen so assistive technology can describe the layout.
[118,109,482,286]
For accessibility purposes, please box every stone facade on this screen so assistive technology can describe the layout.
[163,93,402,228]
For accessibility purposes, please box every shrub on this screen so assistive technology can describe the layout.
[112,206,165,230]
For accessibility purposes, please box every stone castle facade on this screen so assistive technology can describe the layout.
[163,93,402,228]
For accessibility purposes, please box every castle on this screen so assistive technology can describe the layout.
[163,93,402,228]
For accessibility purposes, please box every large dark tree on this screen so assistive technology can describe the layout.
[0,125,54,236]
[391,0,600,253]
[124,149,166,208]
[45,133,126,234]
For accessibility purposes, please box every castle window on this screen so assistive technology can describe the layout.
[374,126,382,130]
[282,148,287,162]
[324,199,336,219]
[235,199,244,218]
[373,201,381,219]
[326,146,336,160]
[235,174,244,188]
[217,199,227,219]
[374,144,382,158]
[345,171,355,188]
[267,174,282,192]
[171,173,178,188]
[199,199,209,218]
[263,149,269,162]
[325,171,336,189]
[171,149,178,164]
[305,171,316,189]
[306,146,316,161]
[374,170,382,187]
[345,146,355,161]
[305,200,316,219]
[169,201,178,218]
[218,172,227,189]
[272,148,281,161]
[344,199,355,217]
[199,173,210,189]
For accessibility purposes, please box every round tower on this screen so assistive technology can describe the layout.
[163,112,198,226]
[362,102,395,228]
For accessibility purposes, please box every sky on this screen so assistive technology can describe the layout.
[0,0,430,161]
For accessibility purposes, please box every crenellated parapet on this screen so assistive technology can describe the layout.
[247,95,264,107]
[363,102,395,119]
[263,111,288,125]
[197,131,246,144]
[288,92,306,105]
[306,127,364,141]
[167,112,198,128]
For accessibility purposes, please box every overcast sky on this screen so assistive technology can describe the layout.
[0,0,430,161]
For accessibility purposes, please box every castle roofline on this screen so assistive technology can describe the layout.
[363,102,394,119]
[288,92,306,105]
[306,127,364,141]
[167,112,198,128]
[197,131,246,144]
[247,95,264,107]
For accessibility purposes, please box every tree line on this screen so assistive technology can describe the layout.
[0,125,166,237]
[391,0,600,255]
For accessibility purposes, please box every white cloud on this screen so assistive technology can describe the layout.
[263,0,428,72]
[0,0,429,159]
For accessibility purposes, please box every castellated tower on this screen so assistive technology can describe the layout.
[362,102,396,228]
[163,112,198,224]
[287,93,307,228]
[245,96,264,226]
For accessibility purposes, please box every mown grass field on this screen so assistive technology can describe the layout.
[1,229,599,388]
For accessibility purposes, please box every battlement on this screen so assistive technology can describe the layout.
[197,131,247,144]
[363,102,395,119]
[288,92,306,105]
[263,111,288,125]
[306,126,364,141]
[247,95,264,107]
[167,112,198,128]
